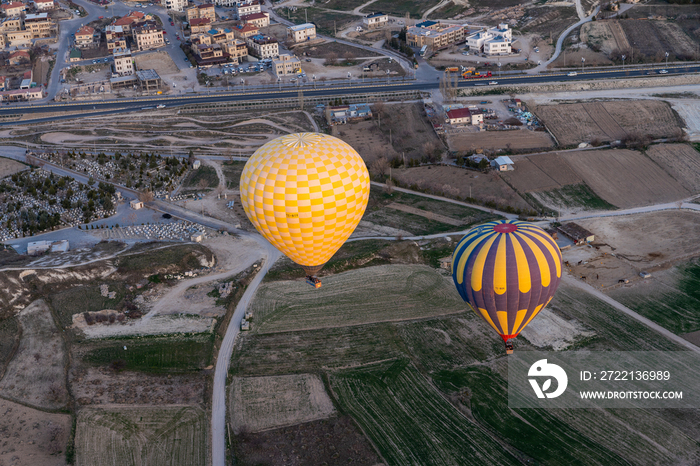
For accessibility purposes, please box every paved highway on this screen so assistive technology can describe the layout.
[2,64,699,124]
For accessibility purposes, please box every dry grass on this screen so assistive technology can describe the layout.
[229,374,335,434]
[0,157,26,179]
[446,129,554,152]
[133,51,179,76]
[0,300,69,410]
[562,149,689,208]
[75,406,207,466]
[392,165,532,211]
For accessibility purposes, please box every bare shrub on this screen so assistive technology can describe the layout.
[370,157,389,177]
[324,52,338,66]
[384,178,395,194]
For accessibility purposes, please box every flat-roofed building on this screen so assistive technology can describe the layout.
[272,53,301,76]
[113,47,134,76]
[165,0,187,12]
[132,21,164,51]
[362,12,388,28]
[186,3,215,21]
[24,12,53,39]
[286,22,315,43]
[406,22,466,49]
[246,33,278,58]
[234,0,260,19]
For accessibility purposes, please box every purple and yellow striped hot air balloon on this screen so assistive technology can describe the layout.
[452,220,562,353]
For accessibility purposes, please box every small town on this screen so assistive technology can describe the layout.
[0,0,698,463]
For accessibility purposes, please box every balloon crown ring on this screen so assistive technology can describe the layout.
[493,223,518,233]
[280,133,323,149]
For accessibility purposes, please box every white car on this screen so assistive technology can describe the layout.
[157,104,166,108]
[462,52,469,55]
[659,69,668,74]
[567,71,578,77]
[488,81,498,85]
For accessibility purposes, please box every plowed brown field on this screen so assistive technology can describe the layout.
[562,149,689,208]
[533,100,682,146]
[502,153,582,193]
[645,144,700,193]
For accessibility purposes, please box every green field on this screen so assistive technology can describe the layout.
[183,165,218,189]
[330,360,519,466]
[75,406,207,466]
[536,183,618,211]
[364,188,500,236]
[50,284,125,328]
[81,334,213,373]
[607,259,700,335]
[252,265,465,333]
[230,323,404,377]
[433,366,700,465]
[222,161,245,189]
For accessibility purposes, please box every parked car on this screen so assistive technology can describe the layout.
[305,58,311,62]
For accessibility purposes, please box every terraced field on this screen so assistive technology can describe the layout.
[330,360,519,466]
[75,406,207,466]
[251,265,466,333]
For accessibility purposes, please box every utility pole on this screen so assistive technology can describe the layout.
[305,8,307,23]
[334,21,336,36]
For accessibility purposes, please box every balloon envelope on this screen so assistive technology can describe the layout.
[452,220,562,342]
[239,133,370,275]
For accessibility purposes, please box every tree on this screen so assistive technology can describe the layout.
[197,178,210,191]
[324,52,338,66]
[343,51,355,63]
[370,157,389,177]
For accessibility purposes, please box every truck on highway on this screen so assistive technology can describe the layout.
[463,71,492,79]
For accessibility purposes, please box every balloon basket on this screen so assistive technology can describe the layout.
[505,341,514,355]
[305,276,322,288]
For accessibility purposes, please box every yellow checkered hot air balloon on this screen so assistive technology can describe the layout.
[240,133,370,287]
[452,220,562,353]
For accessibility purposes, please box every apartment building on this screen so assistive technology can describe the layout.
[222,38,247,63]
[24,12,53,39]
[362,12,388,29]
[232,22,258,40]
[132,21,164,51]
[1,2,26,18]
[234,0,260,19]
[165,0,188,12]
[240,12,268,28]
[74,25,97,48]
[272,53,301,77]
[189,17,211,33]
[246,33,277,59]
[113,47,134,76]
[34,0,55,10]
[406,21,466,50]
[286,23,315,43]
[465,23,512,56]
[186,3,215,21]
